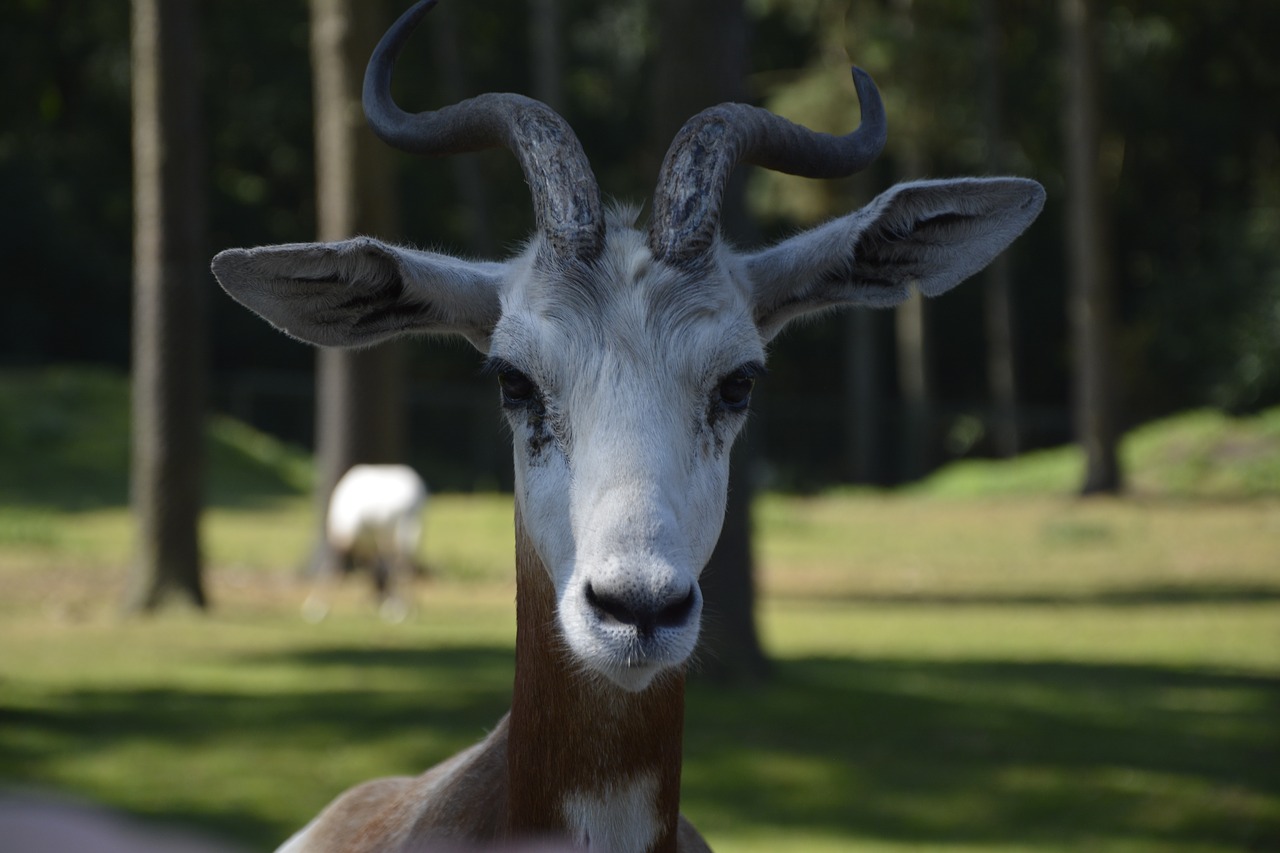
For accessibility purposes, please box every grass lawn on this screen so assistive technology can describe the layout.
[1,491,1277,852]
[1,370,1278,851]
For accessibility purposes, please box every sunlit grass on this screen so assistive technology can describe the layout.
[2,490,1278,852]
[918,408,1280,499]
[2,368,1278,851]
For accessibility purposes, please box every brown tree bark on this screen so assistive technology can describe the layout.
[430,1,497,256]
[841,0,885,486]
[981,0,1021,458]
[308,0,407,575]
[891,0,935,482]
[895,283,933,480]
[1062,0,1122,494]
[126,0,208,612]
[528,0,564,114]
[843,310,883,483]
[651,0,769,684]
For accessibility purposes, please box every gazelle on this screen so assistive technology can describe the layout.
[212,1,1045,850]
[305,463,429,623]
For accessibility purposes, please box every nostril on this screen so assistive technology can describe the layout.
[584,582,698,638]
[585,582,639,628]
[657,586,697,628]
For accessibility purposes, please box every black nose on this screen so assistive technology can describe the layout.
[585,582,698,639]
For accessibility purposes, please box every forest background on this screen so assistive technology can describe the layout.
[4,0,1277,495]
[2,2,1278,850]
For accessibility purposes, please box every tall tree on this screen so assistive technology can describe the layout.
[528,0,564,113]
[430,1,496,256]
[1061,0,1122,493]
[895,285,933,479]
[890,0,935,481]
[842,0,885,485]
[843,309,883,482]
[126,0,207,612]
[980,0,1020,458]
[308,0,406,575]
[650,0,769,683]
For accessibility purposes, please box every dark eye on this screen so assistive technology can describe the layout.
[717,366,759,411]
[498,367,537,405]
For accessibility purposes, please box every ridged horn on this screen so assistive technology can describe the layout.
[649,67,887,267]
[363,0,604,261]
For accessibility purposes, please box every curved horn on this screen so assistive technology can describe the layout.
[363,0,604,261]
[648,68,887,267]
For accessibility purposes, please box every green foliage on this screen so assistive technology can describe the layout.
[3,1,1280,486]
[1125,408,1280,497]
[0,368,312,510]
[205,416,314,504]
[919,407,1280,499]
[1098,3,1280,414]
[0,1,134,366]
[0,367,132,508]
[5,366,1275,519]
[911,444,1081,499]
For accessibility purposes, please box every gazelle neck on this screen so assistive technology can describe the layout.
[507,508,686,853]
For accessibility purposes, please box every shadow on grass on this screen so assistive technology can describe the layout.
[0,646,515,848]
[3,647,1277,851]
[774,581,1280,608]
[685,658,1280,850]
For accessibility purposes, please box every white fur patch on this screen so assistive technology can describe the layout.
[561,772,661,853]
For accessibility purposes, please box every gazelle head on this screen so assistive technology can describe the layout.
[212,0,1043,692]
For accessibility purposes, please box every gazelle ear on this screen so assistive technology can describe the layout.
[745,177,1045,340]
[211,236,506,352]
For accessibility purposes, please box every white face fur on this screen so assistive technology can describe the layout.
[493,225,765,691]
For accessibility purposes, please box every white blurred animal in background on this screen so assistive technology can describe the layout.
[304,463,428,623]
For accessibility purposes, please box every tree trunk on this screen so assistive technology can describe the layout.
[126,0,207,612]
[895,287,932,481]
[651,0,768,684]
[528,0,564,113]
[841,0,884,486]
[980,0,1020,458]
[895,148,933,482]
[891,0,934,482]
[308,0,406,575]
[843,309,882,483]
[431,1,496,256]
[1061,0,1122,494]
